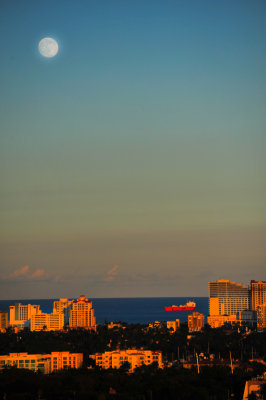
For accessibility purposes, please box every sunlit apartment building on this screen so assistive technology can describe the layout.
[50,351,83,371]
[243,373,266,400]
[0,311,8,332]
[209,280,249,316]
[207,314,238,328]
[250,280,266,331]
[31,312,64,331]
[0,352,83,374]
[188,312,204,332]
[0,353,51,373]
[69,295,97,330]
[9,303,41,329]
[250,280,266,310]
[166,319,180,332]
[256,303,266,332]
[90,349,163,372]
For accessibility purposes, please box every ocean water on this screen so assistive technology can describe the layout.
[0,297,208,324]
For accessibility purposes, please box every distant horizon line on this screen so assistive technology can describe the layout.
[0,295,208,301]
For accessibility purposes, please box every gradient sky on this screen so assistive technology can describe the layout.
[0,0,265,299]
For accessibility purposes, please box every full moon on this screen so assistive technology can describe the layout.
[38,37,59,58]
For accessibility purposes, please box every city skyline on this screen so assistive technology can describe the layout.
[1,0,266,299]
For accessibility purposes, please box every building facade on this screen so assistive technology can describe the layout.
[256,303,266,332]
[188,312,205,332]
[207,314,237,328]
[209,280,249,316]
[250,280,266,311]
[9,303,41,329]
[31,312,64,331]
[0,352,83,374]
[90,349,163,372]
[166,319,180,332]
[0,311,8,332]
[242,373,266,400]
[0,353,52,374]
[69,295,96,330]
[238,310,257,327]
[50,352,83,371]
[53,298,72,324]
[250,280,266,331]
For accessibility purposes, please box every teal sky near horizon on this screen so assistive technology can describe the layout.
[0,0,265,299]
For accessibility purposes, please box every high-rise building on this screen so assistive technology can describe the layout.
[9,303,41,328]
[188,312,205,332]
[0,311,8,332]
[69,295,96,330]
[256,303,266,332]
[90,349,163,372]
[31,312,64,331]
[209,280,249,316]
[250,281,266,311]
[53,298,72,324]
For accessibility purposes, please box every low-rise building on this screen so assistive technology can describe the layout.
[148,321,161,329]
[107,322,124,329]
[0,353,52,374]
[238,310,257,327]
[50,352,83,371]
[188,312,204,332]
[166,319,180,332]
[31,312,64,331]
[0,311,8,332]
[90,349,163,372]
[207,314,238,328]
[242,372,266,400]
[0,352,83,374]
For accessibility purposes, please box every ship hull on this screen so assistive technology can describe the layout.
[164,306,196,311]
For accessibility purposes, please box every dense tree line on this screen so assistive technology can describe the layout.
[0,364,266,400]
[0,324,265,363]
[0,324,265,399]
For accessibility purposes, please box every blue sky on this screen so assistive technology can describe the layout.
[0,0,265,298]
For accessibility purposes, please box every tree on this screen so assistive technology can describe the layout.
[120,361,131,372]
[260,384,266,400]
[248,392,257,400]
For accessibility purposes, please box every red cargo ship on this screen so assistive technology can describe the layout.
[164,301,196,311]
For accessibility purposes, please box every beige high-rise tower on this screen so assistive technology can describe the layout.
[209,280,249,316]
[69,295,96,330]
